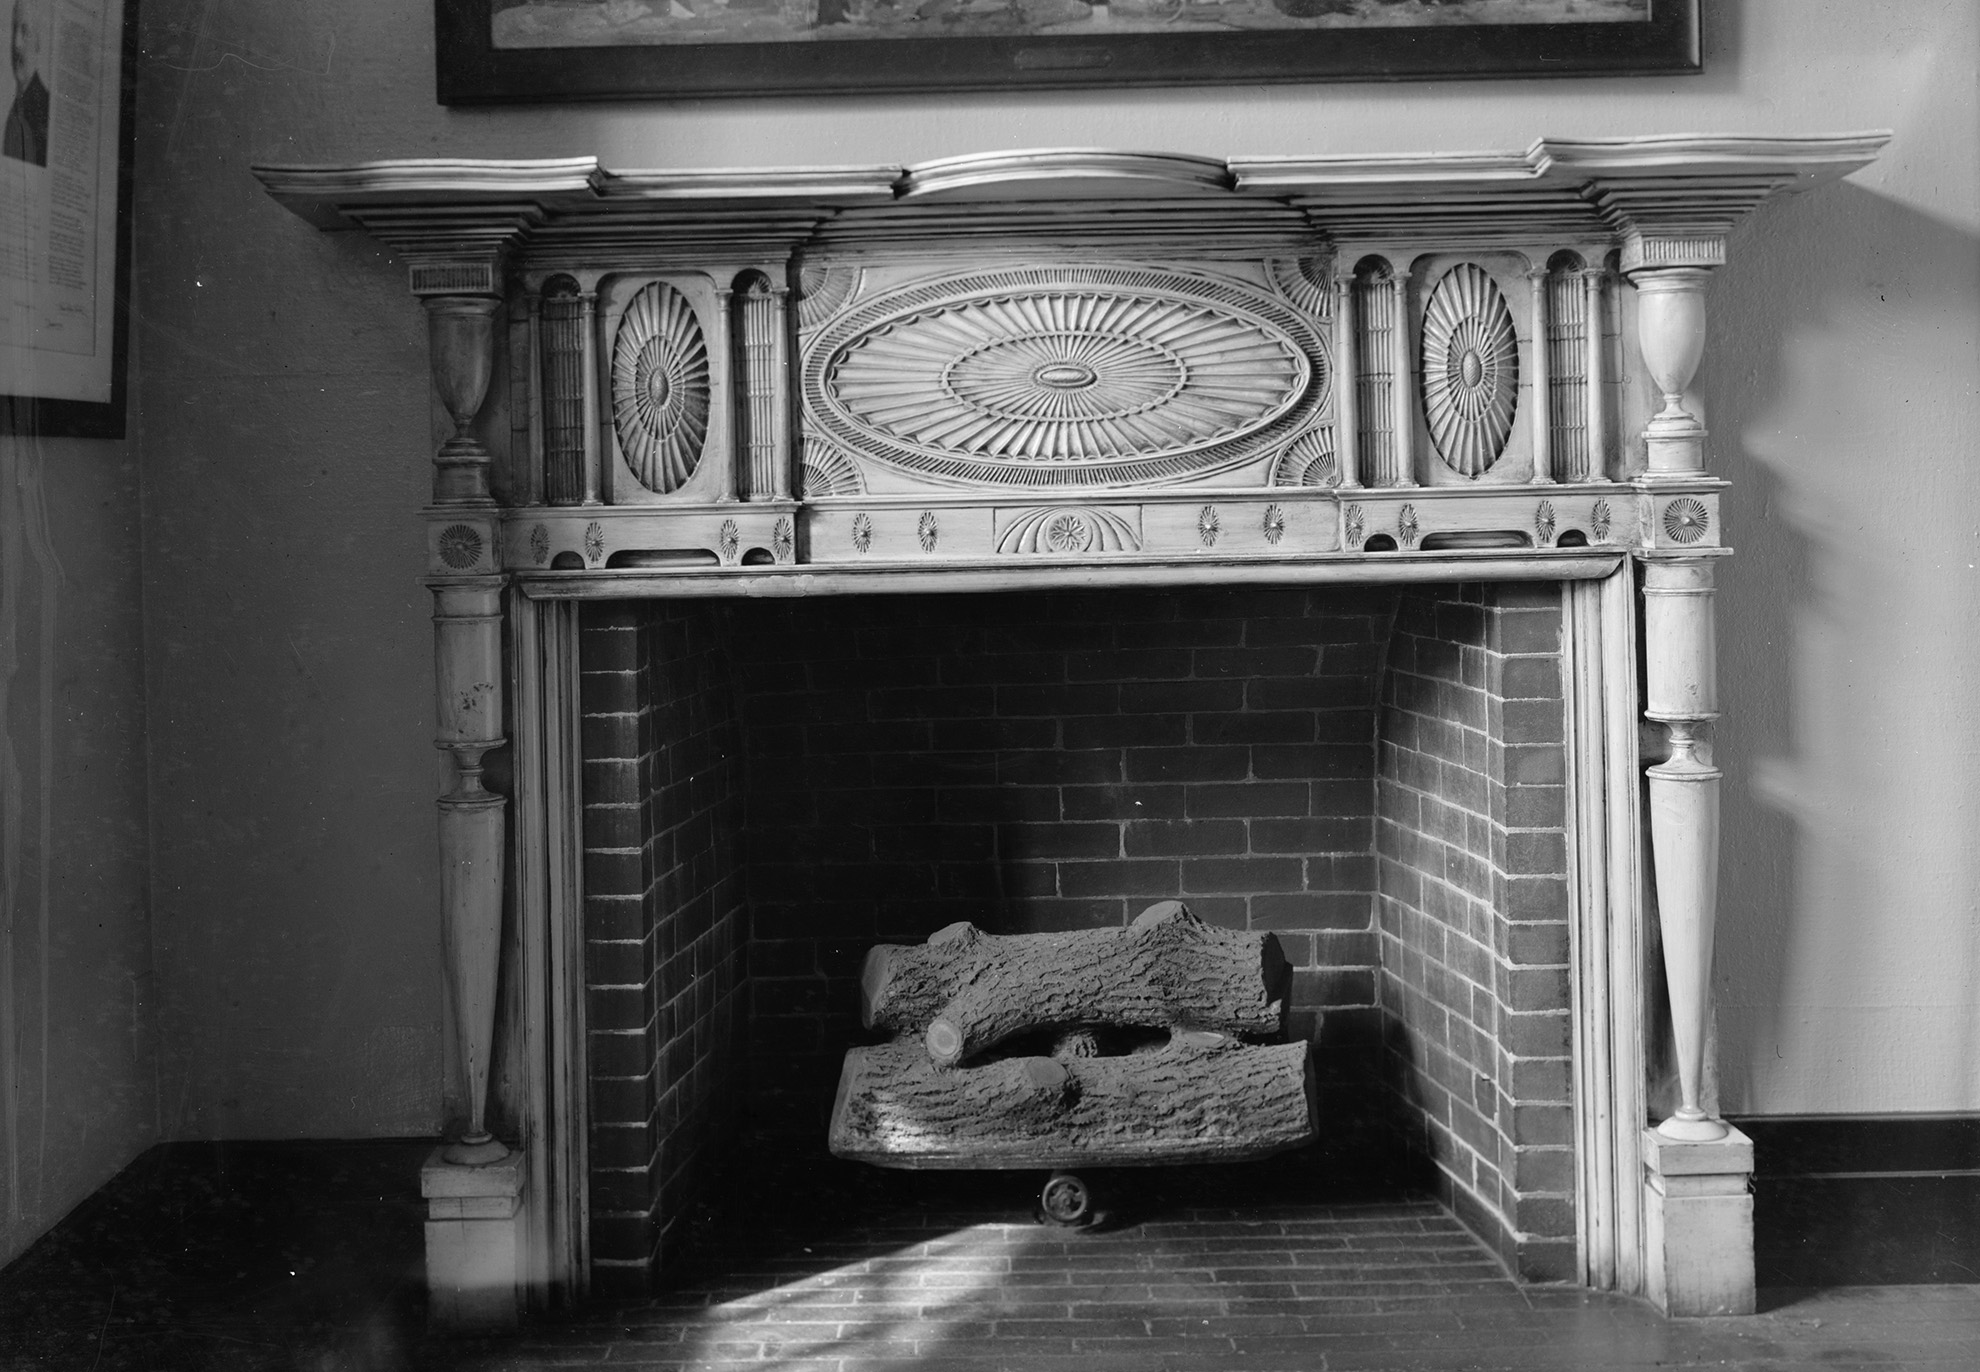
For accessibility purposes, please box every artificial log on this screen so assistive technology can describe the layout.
[859,902,1288,1067]
[828,1031,1317,1170]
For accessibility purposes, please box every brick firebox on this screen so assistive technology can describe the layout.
[578,583,1570,1293]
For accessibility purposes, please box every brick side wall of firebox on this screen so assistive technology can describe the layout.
[1375,583,1574,1282]
[580,604,749,1293]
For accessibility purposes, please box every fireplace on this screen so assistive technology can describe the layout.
[254,133,1885,1327]
[577,582,1579,1290]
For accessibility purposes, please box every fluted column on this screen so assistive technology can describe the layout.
[1585,269,1613,480]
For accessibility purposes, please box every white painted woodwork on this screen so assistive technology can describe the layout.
[252,135,1885,1317]
[1641,1126,1756,1316]
[1643,559,1728,1144]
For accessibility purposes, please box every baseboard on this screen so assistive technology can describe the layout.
[1733,1114,1980,1287]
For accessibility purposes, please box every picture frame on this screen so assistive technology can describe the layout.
[437,0,1700,104]
[0,0,136,440]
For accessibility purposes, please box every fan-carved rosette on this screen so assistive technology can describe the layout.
[800,439,865,497]
[996,507,1142,556]
[1421,264,1519,478]
[806,266,1324,490]
[797,263,861,331]
[612,282,710,495]
[1268,256,1334,319]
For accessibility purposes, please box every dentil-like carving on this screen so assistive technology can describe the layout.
[612,282,710,495]
[1422,263,1519,478]
[810,265,1323,489]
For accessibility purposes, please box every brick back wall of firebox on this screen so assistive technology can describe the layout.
[722,587,1402,1140]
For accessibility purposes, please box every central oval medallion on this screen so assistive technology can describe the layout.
[808,265,1323,488]
[1460,350,1484,389]
[1035,362,1099,391]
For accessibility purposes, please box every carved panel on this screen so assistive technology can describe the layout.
[995,506,1142,555]
[1351,259,1400,486]
[733,272,782,500]
[804,265,1325,490]
[539,276,587,505]
[797,262,861,331]
[1546,258,1593,482]
[1421,263,1518,478]
[611,281,710,495]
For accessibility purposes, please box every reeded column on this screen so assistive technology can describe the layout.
[418,268,512,1168]
[1585,269,1613,480]
[1332,268,1360,489]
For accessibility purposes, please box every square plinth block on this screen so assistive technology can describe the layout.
[1643,1125,1755,1316]
[421,1146,526,1331]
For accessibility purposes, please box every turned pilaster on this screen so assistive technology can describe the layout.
[417,263,513,1170]
[1388,274,1417,487]
[1629,241,1729,1145]
[1585,269,1614,480]
[1332,269,1361,490]
[1527,267,1553,484]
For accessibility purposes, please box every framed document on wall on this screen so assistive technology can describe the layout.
[437,0,1700,104]
[0,0,134,439]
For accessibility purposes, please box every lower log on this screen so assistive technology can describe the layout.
[828,1034,1316,1170]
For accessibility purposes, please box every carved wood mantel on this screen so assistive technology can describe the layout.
[255,134,1885,1324]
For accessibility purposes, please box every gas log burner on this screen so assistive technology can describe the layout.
[256,132,1885,1329]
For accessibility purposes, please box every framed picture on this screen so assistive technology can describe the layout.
[438,0,1699,103]
[0,0,134,439]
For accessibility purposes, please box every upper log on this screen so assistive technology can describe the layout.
[859,902,1289,1067]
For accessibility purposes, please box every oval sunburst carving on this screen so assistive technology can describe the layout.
[612,282,710,495]
[1421,263,1519,478]
[807,265,1324,489]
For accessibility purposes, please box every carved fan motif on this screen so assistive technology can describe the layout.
[810,266,1322,489]
[612,282,710,495]
[1268,256,1334,318]
[800,440,865,497]
[797,263,861,331]
[1421,264,1519,478]
[1272,430,1338,487]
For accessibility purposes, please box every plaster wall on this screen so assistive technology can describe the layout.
[134,0,1979,1134]
[0,431,156,1267]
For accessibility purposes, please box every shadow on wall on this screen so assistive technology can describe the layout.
[1709,181,1980,1114]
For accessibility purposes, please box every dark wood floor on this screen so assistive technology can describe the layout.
[1,1141,1974,1371]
